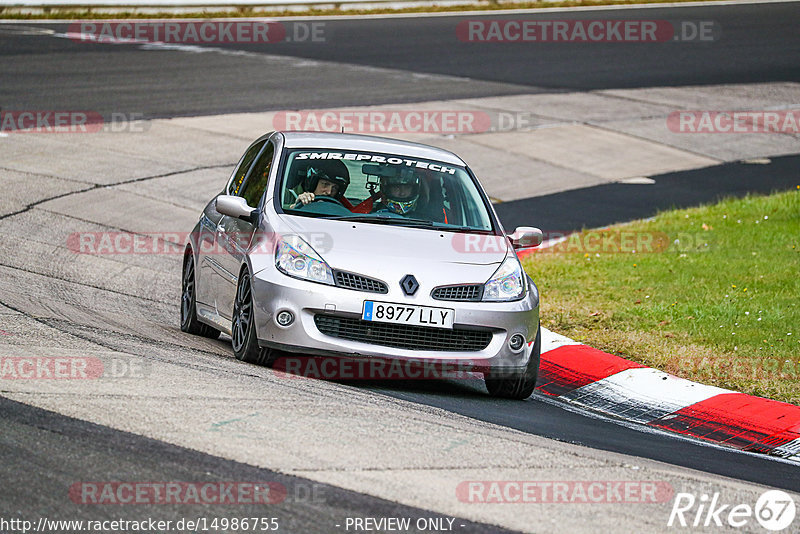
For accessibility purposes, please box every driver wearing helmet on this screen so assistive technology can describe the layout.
[372,169,424,216]
[291,165,350,208]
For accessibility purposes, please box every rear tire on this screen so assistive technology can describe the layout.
[181,252,221,339]
[485,326,541,400]
[231,269,275,366]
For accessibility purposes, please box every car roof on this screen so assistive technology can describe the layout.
[279,131,466,167]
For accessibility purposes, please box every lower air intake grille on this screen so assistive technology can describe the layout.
[314,315,492,352]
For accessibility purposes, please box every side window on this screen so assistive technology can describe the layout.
[240,141,276,208]
[227,140,266,196]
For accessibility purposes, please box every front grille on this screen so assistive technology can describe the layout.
[431,284,483,301]
[334,270,388,293]
[314,315,493,352]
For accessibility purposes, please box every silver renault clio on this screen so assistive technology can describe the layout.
[181,131,543,399]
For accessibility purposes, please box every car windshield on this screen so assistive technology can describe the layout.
[278,149,494,232]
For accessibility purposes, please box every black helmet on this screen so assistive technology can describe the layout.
[303,165,350,198]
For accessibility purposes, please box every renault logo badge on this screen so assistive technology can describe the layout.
[400,274,419,296]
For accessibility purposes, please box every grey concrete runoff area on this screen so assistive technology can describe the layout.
[2,4,800,532]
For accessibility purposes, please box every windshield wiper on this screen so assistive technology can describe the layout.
[328,215,432,226]
[382,217,439,227]
[435,225,491,233]
[324,214,375,222]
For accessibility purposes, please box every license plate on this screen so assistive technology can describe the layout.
[362,301,454,329]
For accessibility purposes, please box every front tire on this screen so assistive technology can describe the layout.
[181,252,221,339]
[231,269,274,366]
[485,326,541,400]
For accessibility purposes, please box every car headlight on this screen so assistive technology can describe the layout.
[483,254,525,302]
[275,235,334,285]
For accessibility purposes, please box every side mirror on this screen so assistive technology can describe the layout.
[216,195,258,224]
[508,226,543,249]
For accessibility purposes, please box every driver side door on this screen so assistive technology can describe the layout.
[214,140,276,320]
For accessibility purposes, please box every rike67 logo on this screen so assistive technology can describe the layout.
[668,490,796,531]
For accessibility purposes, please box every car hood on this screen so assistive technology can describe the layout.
[267,214,510,285]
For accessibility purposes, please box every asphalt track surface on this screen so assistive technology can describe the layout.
[0,396,511,533]
[0,2,799,118]
[495,154,800,232]
[2,2,800,530]
[359,379,800,493]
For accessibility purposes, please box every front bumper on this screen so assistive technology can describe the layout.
[250,267,539,372]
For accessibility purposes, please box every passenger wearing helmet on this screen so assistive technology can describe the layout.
[291,165,350,208]
[372,169,424,216]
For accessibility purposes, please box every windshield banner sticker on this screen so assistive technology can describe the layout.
[295,152,458,174]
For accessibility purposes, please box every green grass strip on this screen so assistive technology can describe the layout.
[522,187,800,404]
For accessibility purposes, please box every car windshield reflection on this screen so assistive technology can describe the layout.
[279,149,494,232]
